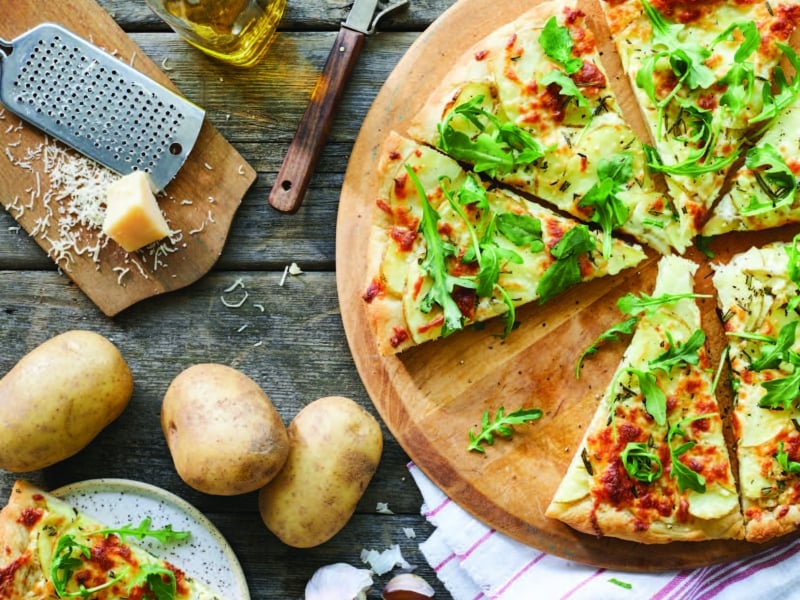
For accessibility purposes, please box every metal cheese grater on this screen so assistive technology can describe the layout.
[0,23,205,190]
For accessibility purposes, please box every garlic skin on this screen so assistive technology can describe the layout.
[305,563,373,600]
[382,573,435,599]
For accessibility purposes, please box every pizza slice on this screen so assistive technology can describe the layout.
[703,101,800,236]
[363,132,647,356]
[0,480,223,599]
[712,236,800,542]
[597,0,800,246]
[546,255,744,543]
[406,1,683,254]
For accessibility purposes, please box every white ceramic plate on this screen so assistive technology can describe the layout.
[53,478,250,599]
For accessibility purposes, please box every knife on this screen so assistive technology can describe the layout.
[268,0,409,213]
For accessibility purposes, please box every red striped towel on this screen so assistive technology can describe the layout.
[408,463,800,599]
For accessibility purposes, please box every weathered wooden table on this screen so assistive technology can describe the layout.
[0,0,457,597]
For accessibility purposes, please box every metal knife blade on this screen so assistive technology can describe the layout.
[344,0,380,34]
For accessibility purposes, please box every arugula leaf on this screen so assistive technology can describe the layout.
[540,69,589,108]
[648,329,705,374]
[750,43,800,134]
[441,177,523,337]
[51,535,91,597]
[637,0,714,110]
[621,440,663,483]
[468,407,543,453]
[51,534,127,599]
[758,365,800,410]
[750,321,798,371]
[616,291,709,316]
[495,212,544,252]
[741,144,797,215]
[695,235,715,258]
[575,316,639,378]
[95,517,190,544]
[775,440,800,474]
[667,414,712,493]
[436,95,549,176]
[408,165,476,337]
[129,564,178,600]
[539,16,583,74]
[644,102,741,177]
[536,225,596,304]
[579,152,633,258]
[788,233,800,312]
[627,368,667,426]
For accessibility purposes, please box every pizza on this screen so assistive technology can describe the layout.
[703,101,800,236]
[597,0,800,248]
[545,255,743,542]
[359,0,800,546]
[711,237,800,542]
[363,132,647,356]
[0,480,222,599]
[406,1,683,255]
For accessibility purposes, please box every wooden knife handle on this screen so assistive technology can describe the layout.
[268,27,366,213]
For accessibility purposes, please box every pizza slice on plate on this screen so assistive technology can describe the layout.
[712,236,800,542]
[597,0,800,247]
[546,255,744,543]
[363,132,647,355]
[406,1,682,254]
[0,480,222,599]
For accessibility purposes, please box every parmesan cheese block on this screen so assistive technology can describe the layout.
[102,171,170,252]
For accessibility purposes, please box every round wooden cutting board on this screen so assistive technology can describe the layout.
[336,0,800,570]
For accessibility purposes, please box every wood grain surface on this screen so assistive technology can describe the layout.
[0,1,459,597]
[337,0,800,569]
[0,1,256,316]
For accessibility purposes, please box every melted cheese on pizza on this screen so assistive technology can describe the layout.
[406,1,684,254]
[364,132,647,355]
[0,481,222,599]
[712,242,800,541]
[598,0,800,245]
[547,255,743,543]
[704,103,800,236]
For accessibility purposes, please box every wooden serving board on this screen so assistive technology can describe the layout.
[337,0,800,570]
[0,1,256,316]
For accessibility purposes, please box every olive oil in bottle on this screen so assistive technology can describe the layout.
[146,0,286,67]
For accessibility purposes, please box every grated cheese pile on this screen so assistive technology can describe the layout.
[1,112,203,285]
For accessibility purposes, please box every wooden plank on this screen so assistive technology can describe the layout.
[0,269,443,597]
[0,1,256,316]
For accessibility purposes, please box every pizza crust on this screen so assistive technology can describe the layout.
[547,256,745,543]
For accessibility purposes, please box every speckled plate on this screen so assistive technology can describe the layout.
[53,478,250,599]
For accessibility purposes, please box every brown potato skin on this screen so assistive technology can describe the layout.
[258,395,383,548]
[0,330,133,472]
[161,363,289,496]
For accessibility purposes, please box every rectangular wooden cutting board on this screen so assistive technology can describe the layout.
[0,1,256,316]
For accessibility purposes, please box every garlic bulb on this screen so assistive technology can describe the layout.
[305,563,373,600]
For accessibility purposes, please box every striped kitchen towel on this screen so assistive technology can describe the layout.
[408,463,800,600]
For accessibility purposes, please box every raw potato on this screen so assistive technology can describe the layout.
[0,330,133,472]
[161,363,289,496]
[258,395,383,548]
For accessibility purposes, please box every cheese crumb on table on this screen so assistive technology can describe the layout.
[102,171,170,252]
